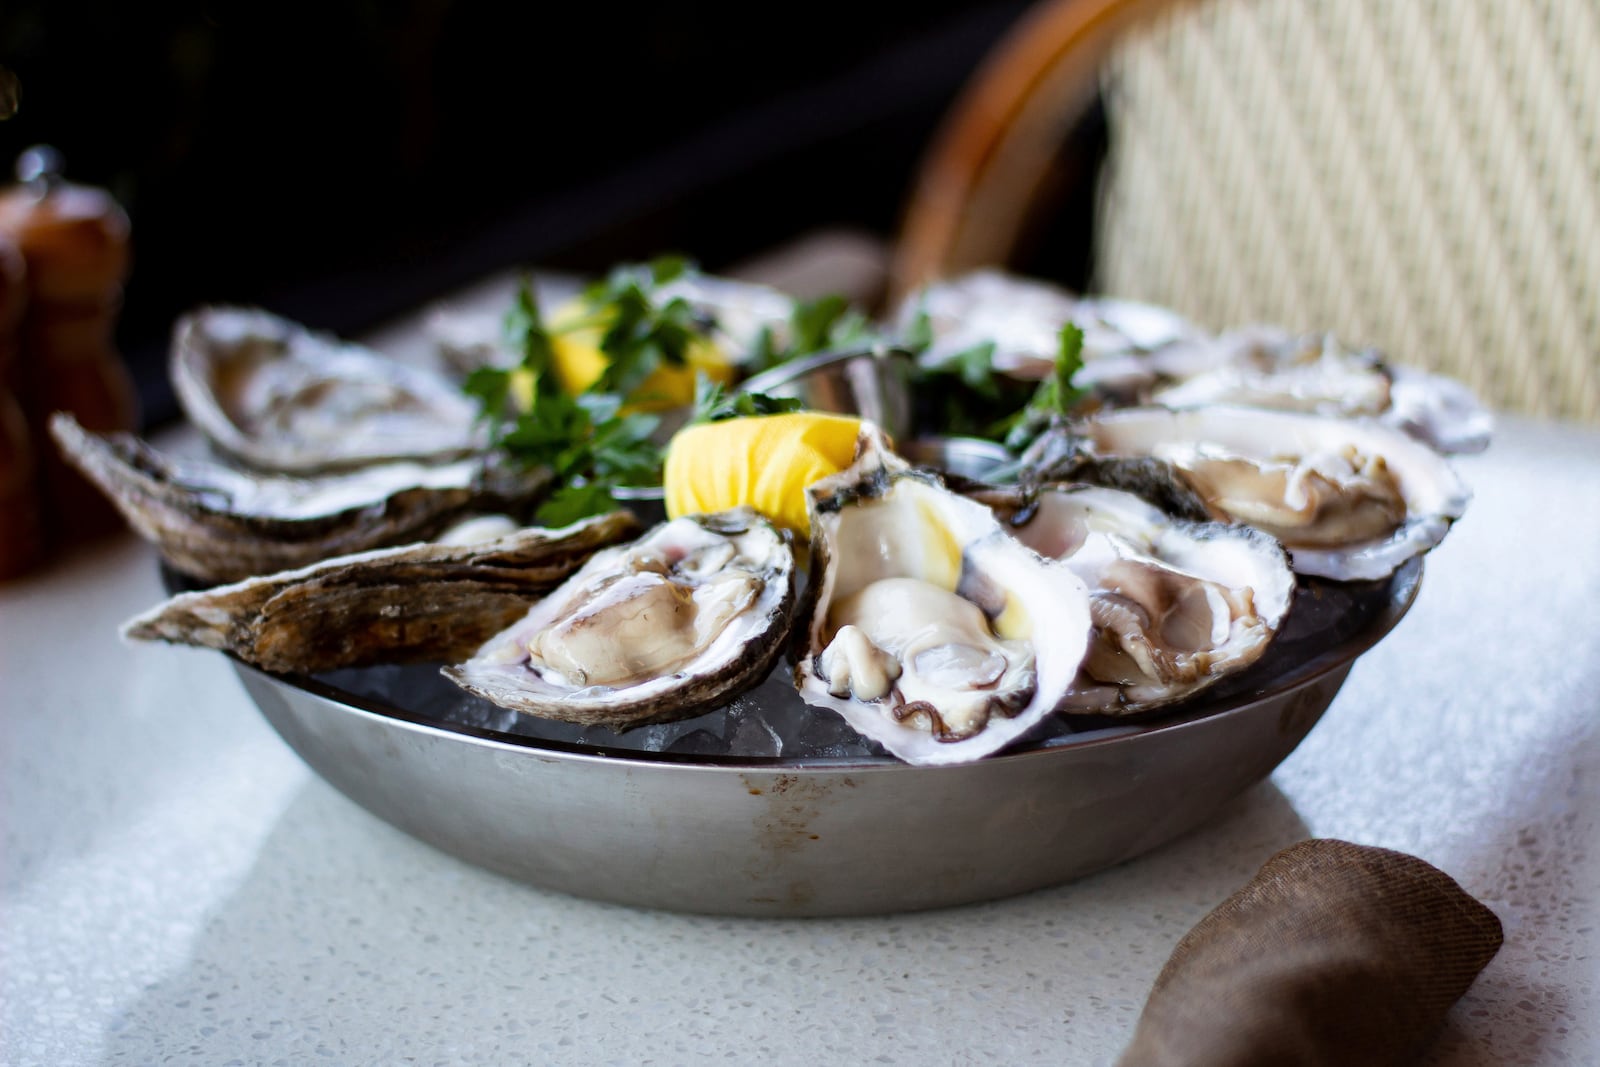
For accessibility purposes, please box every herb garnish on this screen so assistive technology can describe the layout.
[690,374,804,424]
[463,277,665,526]
[747,294,875,373]
[902,309,1088,453]
[997,322,1088,451]
[579,256,701,398]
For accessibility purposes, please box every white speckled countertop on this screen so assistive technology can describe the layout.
[3,379,1597,1064]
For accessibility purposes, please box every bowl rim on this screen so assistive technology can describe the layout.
[734,343,914,397]
[223,557,1423,775]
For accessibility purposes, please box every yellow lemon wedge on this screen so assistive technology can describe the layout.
[547,300,737,411]
[663,412,866,537]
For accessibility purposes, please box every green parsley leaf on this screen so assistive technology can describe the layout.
[689,372,803,424]
[535,482,624,528]
[503,277,558,385]
[1000,323,1087,452]
[899,306,935,354]
[745,293,876,373]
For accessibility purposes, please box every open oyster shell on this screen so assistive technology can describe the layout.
[1032,406,1471,582]
[1148,327,1492,454]
[171,306,484,474]
[445,508,799,729]
[50,413,551,584]
[896,268,1201,398]
[975,483,1294,714]
[795,431,1093,765]
[122,511,642,673]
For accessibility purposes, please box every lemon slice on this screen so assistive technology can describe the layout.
[663,412,866,537]
[548,301,737,411]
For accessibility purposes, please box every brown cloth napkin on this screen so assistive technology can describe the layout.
[1117,839,1503,1067]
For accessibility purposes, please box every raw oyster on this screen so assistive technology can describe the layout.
[171,306,484,473]
[795,432,1093,765]
[1034,406,1471,581]
[975,483,1294,714]
[122,512,641,674]
[896,268,1202,397]
[1150,329,1394,417]
[446,508,798,729]
[50,413,550,584]
[1148,327,1492,454]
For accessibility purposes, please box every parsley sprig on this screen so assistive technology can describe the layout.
[461,260,884,525]
[747,294,875,373]
[996,323,1088,452]
[463,277,665,527]
[903,311,1088,453]
[579,256,701,398]
[690,375,803,424]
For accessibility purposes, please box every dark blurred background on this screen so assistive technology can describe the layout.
[1,1,1102,428]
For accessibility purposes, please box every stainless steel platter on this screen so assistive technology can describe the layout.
[218,557,1422,917]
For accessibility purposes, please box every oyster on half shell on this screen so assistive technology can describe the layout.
[896,269,1203,398]
[171,306,484,474]
[795,431,1093,765]
[1033,406,1471,581]
[122,511,642,674]
[446,508,798,729]
[1148,327,1493,455]
[50,413,551,584]
[975,483,1294,714]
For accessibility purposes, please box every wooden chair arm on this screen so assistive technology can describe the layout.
[891,0,1194,302]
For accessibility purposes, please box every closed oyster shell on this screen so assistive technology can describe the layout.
[50,413,550,584]
[445,509,799,729]
[122,511,642,673]
[171,306,484,473]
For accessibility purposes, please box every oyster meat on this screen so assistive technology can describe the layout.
[1038,406,1471,581]
[897,268,1202,397]
[50,412,550,584]
[171,306,484,473]
[122,511,642,674]
[795,432,1093,765]
[977,483,1294,714]
[446,508,798,729]
[1148,327,1492,454]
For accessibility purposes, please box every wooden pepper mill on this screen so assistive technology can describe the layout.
[0,233,45,578]
[0,145,139,548]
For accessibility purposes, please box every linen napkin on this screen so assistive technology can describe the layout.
[1117,838,1503,1067]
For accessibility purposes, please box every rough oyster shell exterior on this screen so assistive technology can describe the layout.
[50,413,550,584]
[122,511,642,674]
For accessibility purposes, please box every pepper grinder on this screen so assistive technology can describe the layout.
[0,145,139,545]
[0,233,44,577]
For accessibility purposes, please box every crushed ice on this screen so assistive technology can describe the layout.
[312,575,1391,762]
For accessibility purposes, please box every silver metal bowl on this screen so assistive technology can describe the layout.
[224,560,1421,917]
[736,346,915,440]
[896,436,1014,482]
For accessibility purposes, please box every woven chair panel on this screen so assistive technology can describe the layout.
[1095,0,1600,422]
